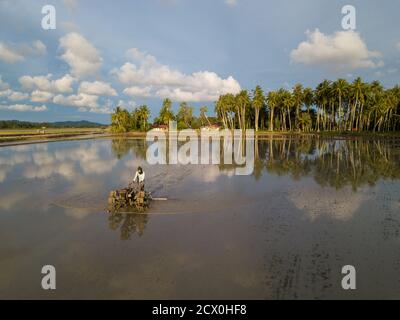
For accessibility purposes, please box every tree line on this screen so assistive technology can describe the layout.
[110,78,400,133]
[110,99,215,132]
[111,105,150,133]
[217,79,400,133]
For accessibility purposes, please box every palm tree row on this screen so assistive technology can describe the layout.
[215,79,400,133]
[110,105,150,133]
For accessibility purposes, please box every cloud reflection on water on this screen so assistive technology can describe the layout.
[0,137,399,223]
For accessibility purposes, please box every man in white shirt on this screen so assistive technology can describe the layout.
[133,166,145,191]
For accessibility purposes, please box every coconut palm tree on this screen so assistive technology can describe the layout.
[177,102,193,129]
[281,89,295,131]
[252,85,265,132]
[298,112,312,132]
[266,91,278,132]
[157,98,175,125]
[215,94,235,129]
[111,106,132,133]
[138,105,150,131]
[293,84,304,131]
[213,81,399,133]
[200,106,211,126]
[315,80,331,131]
[303,87,314,114]
[235,90,250,131]
[332,79,350,131]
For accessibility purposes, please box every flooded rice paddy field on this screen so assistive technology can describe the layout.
[0,137,400,299]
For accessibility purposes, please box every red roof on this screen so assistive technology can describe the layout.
[152,124,168,129]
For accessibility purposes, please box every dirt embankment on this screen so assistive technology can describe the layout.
[0,131,105,147]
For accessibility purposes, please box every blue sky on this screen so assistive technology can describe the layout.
[0,0,399,123]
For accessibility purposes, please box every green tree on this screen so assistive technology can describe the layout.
[252,85,265,132]
[200,106,211,126]
[332,79,349,131]
[215,93,236,129]
[281,89,295,131]
[235,90,250,130]
[212,79,399,133]
[176,102,193,129]
[266,91,278,131]
[137,105,150,131]
[111,107,132,133]
[156,98,175,125]
[293,84,304,131]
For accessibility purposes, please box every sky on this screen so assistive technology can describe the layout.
[0,0,399,124]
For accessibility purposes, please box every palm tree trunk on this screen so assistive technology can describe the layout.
[255,108,259,132]
[269,108,274,131]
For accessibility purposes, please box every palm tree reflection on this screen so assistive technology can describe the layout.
[110,137,400,191]
[263,137,400,190]
[108,212,148,240]
[111,138,148,160]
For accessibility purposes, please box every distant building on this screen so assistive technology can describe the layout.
[200,124,221,131]
[152,124,168,131]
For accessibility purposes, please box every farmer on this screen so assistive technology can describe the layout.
[132,166,145,191]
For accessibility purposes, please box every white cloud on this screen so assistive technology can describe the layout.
[225,0,237,6]
[0,104,47,112]
[31,90,54,102]
[88,106,113,114]
[397,42,400,51]
[290,29,383,71]
[0,89,11,98]
[114,48,241,102]
[19,74,75,94]
[0,77,29,101]
[53,93,99,109]
[0,40,46,64]
[123,86,151,98]
[78,81,117,96]
[59,33,103,77]
[0,42,24,63]
[154,87,222,102]
[7,91,29,101]
[0,76,10,90]
[117,99,136,110]
[25,40,47,56]
[53,92,114,114]
[53,74,76,92]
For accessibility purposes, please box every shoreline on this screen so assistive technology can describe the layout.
[0,131,148,147]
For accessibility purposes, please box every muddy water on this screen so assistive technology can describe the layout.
[0,137,399,299]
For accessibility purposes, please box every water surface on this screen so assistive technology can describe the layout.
[0,137,399,299]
